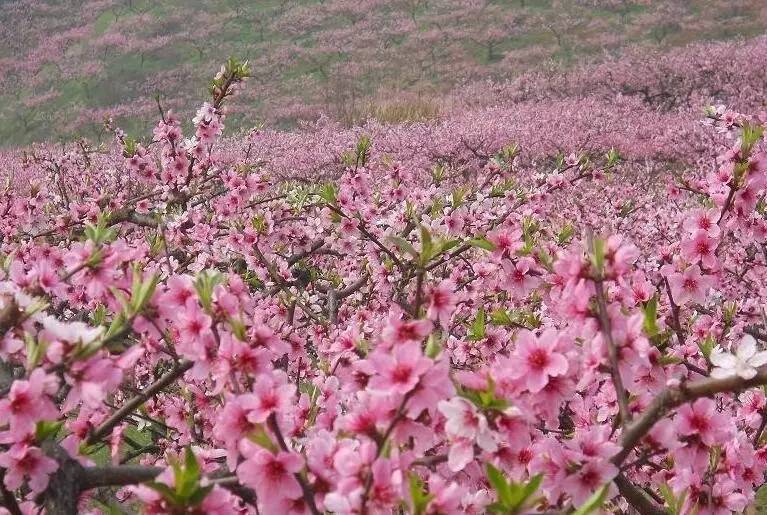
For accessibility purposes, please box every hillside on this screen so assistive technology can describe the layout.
[0,0,765,147]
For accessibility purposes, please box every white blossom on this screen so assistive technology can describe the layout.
[710,335,767,380]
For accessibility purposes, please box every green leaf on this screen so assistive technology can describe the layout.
[557,223,575,245]
[408,473,434,515]
[605,147,621,167]
[642,296,659,338]
[355,135,372,166]
[318,183,338,205]
[451,188,467,208]
[194,270,224,312]
[469,237,495,251]
[436,238,461,256]
[741,122,765,156]
[25,334,47,371]
[753,483,767,514]
[173,448,200,500]
[184,447,201,482]
[512,474,543,511]
[468,308,486,341]
[658,354,682,366]
[490,308,514,326]
[424,333,442,359]
[387,236,419,259]
[659,483,691,515]
[589,236,606,277]
[229,317,247,341]
[35,420,63,442]
[536,247,553,272]
[572,484,610,515]
[431,163,446,184]
[130,268,159,315]
[419,225,434,264]
[246,425,279,453]
[698,335,715,360]
[486,463,513,508]
[188,485,214,507]
[122,136,138,158]
[147,481,182,506]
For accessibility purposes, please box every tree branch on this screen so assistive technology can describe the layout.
[612,366,767,466]
[594,278,632,426]
[86,360,193,445]
[0,297,20,337]
[81,465,162,489]
[614,474,667,515]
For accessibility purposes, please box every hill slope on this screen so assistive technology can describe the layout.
[0,0,765,146]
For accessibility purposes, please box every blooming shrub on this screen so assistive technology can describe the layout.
[0,57,767,515]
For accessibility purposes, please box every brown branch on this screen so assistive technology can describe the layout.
[287,239,326,266]
[614,474,667,515]
[594,278,632,427]
[86,360,193,445]
[0,297,20,337]
[81,465,162,489]
[108,208,160,228]
[337,273,369,299]
[253,243,327,325]
[612,366,767,466]
[325,204,404,269]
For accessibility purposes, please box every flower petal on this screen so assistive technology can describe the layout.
[710,367,736,379]
[709,349,736,368]
[748,351,767,368]
[737,336,757,360]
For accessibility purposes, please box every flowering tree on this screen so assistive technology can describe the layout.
[1,56,767,515]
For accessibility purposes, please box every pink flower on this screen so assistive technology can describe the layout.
[241,372,296,424]
[700,479,748,515]
[0,444,58,493]
[214,401,255,459]
[666,265,714,306]
[62,357,123,412]
[438,397,497,472]
[565,426,621,461]
[443,212,465,235]
[426,475,464,514]
[40,316,104,345]
[237,447,304,508]
[366,342,433,395]
[680,230,718,268]
[0,369,59,438]
[365,458,404,510]
[676,398,730,446]
[683,208,721,238]
[502,258,540,298]
[176,302,213,342]
[487,228,522,258]
[380,315,433,346]
[509,329,569,393]
[627,270,652,305]
[157,275,196,317]
[427,280,457,328]
[562,460,617,506]
[604,235,639,278]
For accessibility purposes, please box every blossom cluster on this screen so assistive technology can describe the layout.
[0,58,766,515]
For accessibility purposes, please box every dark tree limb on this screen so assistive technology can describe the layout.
[86,360,193,445]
